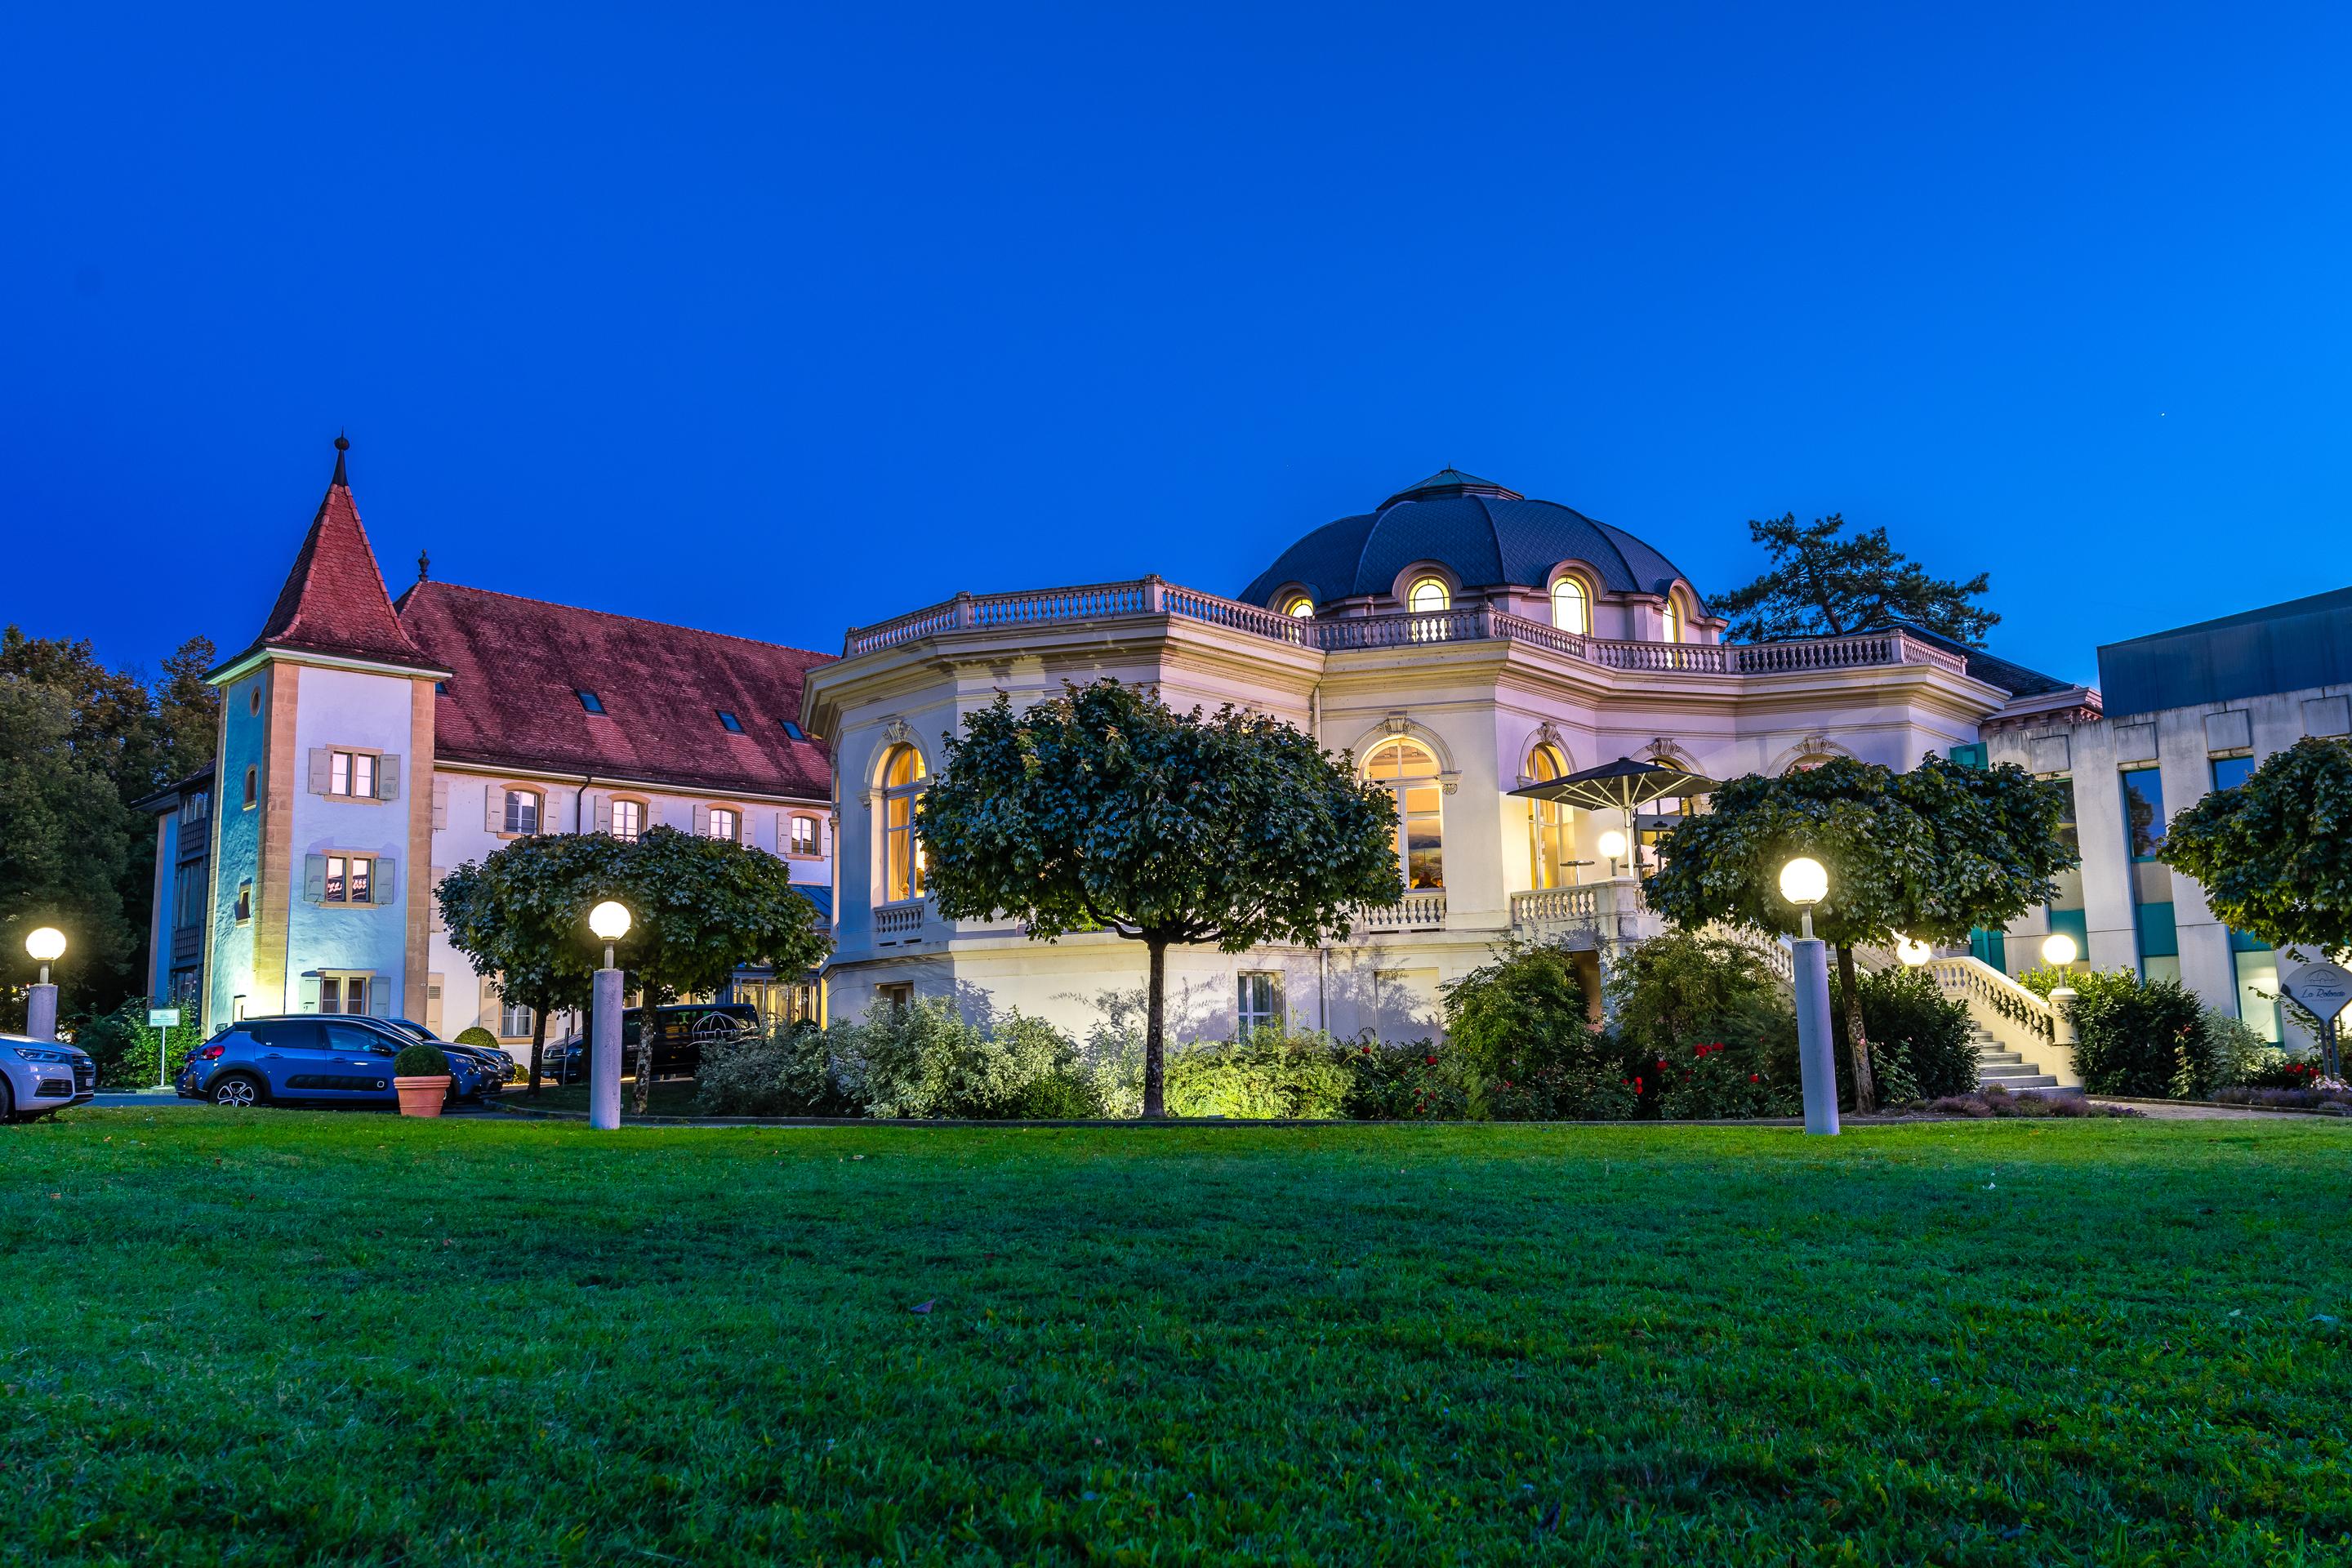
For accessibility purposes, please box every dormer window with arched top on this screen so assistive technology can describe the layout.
[1283,595,1314,618]
[1550,576,1589,635]
[1660,596,1682,644]
[1406,577,1451,613]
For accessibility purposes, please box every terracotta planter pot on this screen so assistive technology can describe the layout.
[394,1075,451,1118]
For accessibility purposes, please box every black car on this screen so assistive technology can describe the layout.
[542,1003,760,1085]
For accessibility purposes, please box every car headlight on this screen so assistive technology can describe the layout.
[10,1046,69,1063]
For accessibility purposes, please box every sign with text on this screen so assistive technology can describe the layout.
[2281,962,2352,1023]
[147,1008,182,1027]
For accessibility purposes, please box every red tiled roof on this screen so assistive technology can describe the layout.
[395,581,835,800]
[236,452,439,670]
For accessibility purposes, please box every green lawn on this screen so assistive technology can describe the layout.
[2,1114,2345,1566]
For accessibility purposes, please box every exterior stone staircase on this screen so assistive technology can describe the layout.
[1967,1019,2063,1093]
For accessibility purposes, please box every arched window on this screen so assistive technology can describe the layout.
[1406,577,1450,613]
[880,744,927,903]
[1283,595,1314,618]
[1525,743,1577,889]
[1660,596,1681,644]
[1550,577,1588,635]
[1366,737,1444,889]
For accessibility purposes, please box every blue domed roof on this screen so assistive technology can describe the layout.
[1239,470,1703,611]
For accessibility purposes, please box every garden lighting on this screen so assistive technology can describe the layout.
[2041,933,2078,969]
[1597,828,1628,875]
[1895,935,1932,967]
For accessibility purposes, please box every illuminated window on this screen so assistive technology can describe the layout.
[1366,737,1444,890]
[609,799,643,841]
[1661,599,1681,644]
[1550,577,1588,635]
[880,744,928,902]
[328,750,377,799]
[1525,744,1576,889]
[1406,577,1450,613]
[1284,595,1315,618]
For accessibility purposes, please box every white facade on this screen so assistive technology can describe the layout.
[804,580,2012,1045]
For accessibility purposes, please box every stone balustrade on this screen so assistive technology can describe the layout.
[843,578,1971,682]
[1356,890,1448,933]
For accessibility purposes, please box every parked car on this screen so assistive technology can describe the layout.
[175,1015,493,1108]
[542,1003,760,1085]
[379,1018,518,1086]
[2,1032,96,1121]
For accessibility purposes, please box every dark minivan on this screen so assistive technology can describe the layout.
[541,1003,759,1085]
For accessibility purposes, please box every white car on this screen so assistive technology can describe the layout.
[2,1033,96,1122]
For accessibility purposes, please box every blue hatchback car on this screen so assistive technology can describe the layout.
[176,1016,489,1109]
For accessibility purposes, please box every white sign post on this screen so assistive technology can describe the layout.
[148,1007,181,1090]
[2280,962,2352,1080]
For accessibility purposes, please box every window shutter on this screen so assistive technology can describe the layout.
[487,786,505,833]
[298,973,322,1012]
[308,749,331,795]
[693,804,710,837]
[432,777,448,829]
[773,812,788,853]
[368,980,392,1018]
[429,867,447,933]
[305,854,327,902]
[379,755,402,802]
[590,792,611,834]
[375,858,397,906]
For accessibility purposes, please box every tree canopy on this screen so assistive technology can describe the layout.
[1713,514,1998,648]
[437,825,830,1107]
[2163,737,2352,958]
[1646,754,2075,1109]
[0,676,138,1022]
[0,626,220,1013]
[917,679,1400,1116]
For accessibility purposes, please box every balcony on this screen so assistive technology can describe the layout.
[842,577,1971,679]
[1509,879,1652,945]
[874,898,926,942]
[1356,890,1447,933]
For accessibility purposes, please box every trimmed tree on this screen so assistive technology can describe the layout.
[915,680,1401,1117]
[1646,755,2074,1111]
[1713,514,1998,647]
[435,833,629,1091]
[2162,737,2352,960]
[608,826,831,1112]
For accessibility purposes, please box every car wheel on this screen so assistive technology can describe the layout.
[0,1075,19,1125]
[209,1073,265,1108]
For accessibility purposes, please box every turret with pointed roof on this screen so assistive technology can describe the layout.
[218,436,446,675]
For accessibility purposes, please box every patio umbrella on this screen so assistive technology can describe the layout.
[1508,757,1717,875]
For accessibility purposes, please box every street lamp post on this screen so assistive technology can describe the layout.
[2041,933,2079,1054]
[24,928,66,1042]
[586,901,633,1131]
[1779,858,1838,1135]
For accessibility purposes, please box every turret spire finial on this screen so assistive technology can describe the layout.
[332,430,350,486]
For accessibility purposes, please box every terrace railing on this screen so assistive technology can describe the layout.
[843,578,1971,681]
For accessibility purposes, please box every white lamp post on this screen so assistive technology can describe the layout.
[1778,858,1838,1135]
[24,927,65,1042]
[1597,828,1628,879]
[586,901,632,1130]
[2041,933,2080,1054]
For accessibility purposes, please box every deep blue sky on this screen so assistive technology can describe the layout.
[6,4,2349,690]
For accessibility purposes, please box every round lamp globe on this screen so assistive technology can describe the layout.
[24,927,66,963]
[1597,829,1628,862]
[2041,933,2078,969]
[1778,857,1829,907]
[588,901,634,942]
[1895,936,1932,967]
